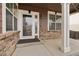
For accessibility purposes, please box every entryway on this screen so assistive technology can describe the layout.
[18,10,39,39]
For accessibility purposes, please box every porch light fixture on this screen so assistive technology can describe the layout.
[55,12,57,15]
[28,10,31,14]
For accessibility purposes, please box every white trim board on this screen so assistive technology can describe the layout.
[18,10,39,39]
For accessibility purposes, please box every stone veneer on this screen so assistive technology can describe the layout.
[0,31,20,56]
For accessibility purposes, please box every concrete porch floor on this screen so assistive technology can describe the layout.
[13,39,79,56]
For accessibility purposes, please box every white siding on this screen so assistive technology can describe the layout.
[70,13,79,25]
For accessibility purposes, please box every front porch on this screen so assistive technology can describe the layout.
[1,3,79,56]
[13,39,79,56]
[17,3,70,53]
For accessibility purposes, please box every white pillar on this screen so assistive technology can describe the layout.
[61,3,70,53]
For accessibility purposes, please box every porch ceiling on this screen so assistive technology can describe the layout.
[18,3,61,13]
[70,3,79,14]
[18,3,79,14]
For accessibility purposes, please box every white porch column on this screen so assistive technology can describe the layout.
[61,3,70,53]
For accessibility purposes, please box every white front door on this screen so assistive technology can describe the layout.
[18,10,39,39]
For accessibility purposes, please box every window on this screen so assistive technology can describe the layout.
[55,15,61,30]
[6,3,18,31]
[6,9,13,31]
[6,3,14,12]
[48,11,61,31]
[14,17,17,30]
[14,3,18,17]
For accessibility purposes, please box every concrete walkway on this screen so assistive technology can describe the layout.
[13,42,52,56]
[13,39,79,56]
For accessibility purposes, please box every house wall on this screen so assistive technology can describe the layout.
[70,12,79,31]
[0,4,2,33]
[70,12,79,25]
[19,5,61,40]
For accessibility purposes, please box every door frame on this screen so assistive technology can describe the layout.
[18,10,39,39]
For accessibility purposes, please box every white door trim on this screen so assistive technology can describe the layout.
[33,11,39,38]
[18,10,39,39]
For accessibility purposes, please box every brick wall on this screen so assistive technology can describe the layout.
[0,4,2,34]
[19,5,61,40]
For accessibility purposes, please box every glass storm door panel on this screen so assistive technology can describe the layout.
[23,15,33,37]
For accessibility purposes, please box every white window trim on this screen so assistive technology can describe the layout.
[2,3,6,33]
[2,3,18,33]
[48,11,62,31]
